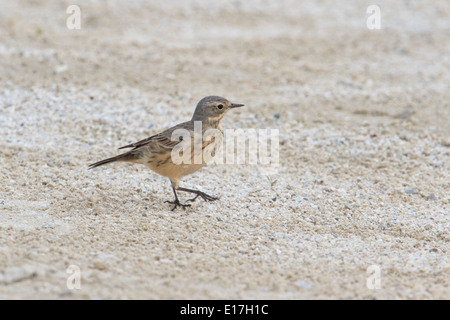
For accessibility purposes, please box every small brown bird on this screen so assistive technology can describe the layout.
[89,96,244,210]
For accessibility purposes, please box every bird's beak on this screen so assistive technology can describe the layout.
[230,103,245,108]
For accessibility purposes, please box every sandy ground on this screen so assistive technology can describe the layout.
[0,0,449,299]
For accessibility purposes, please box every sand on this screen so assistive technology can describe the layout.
[0,0,449,299]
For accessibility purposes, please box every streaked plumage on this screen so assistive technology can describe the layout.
[89,96,244,210]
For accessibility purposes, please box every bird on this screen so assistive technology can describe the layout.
[89,96,245,211]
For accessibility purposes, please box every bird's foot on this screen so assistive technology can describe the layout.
[164,199,191,211]
[186,191,219,202]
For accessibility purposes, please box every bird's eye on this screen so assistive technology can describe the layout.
[217,104,223,109]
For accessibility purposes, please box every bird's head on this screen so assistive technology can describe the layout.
[191,96,244,123]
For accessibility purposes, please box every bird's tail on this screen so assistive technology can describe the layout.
[88,151,138,169]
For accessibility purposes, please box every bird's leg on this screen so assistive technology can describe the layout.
[177,187,219,202]
[164,186,191,211]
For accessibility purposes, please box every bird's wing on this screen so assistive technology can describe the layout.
[118,121,193,151]
[118,134,157,150]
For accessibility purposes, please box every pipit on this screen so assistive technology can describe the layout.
[89,96,244,210]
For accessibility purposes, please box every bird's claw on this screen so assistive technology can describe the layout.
[164,199,191,211]
[186,192,218,202]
